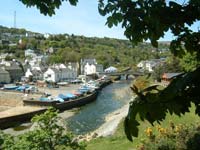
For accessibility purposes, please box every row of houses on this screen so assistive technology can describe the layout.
[0,49,118,83]
[0,60,24,83]
[137,58,166,72]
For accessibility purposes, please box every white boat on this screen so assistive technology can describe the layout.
[57,82,69,86]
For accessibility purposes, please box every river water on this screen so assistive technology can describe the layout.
[3,80,133,135]
[66,80,132,135]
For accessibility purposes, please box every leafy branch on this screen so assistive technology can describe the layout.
[125,67,200,141]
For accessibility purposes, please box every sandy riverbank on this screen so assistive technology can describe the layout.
[93,104,129,137]
[0,84,80,109]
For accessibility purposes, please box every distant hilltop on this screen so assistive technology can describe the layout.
[0,25,171,44]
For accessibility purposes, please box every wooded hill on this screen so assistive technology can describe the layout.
[0,25,170,68]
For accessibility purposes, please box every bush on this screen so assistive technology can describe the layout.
[0,108,86,150]
[137,122,200,150]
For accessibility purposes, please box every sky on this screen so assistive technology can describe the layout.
[0,0,199,41]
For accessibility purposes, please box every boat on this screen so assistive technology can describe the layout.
[16,85,30,91]
[57,82,69,86]
[65,93,77,99]
[3,84,18,90]
[23,91,98,111]
[72,91,84,96]
[58,94,70,101]
[55,91,98,110]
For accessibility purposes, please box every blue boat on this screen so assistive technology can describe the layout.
[58,94,69,101]
[16,85,31,91]
[65,93,77,99]
[78,85,91,93]
[39,97,50,101]
[54,97,64,102]
[4,85,18,90]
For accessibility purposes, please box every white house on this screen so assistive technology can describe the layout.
[137,59,165,72]
[25,68,43,81]
[44,63,78,82]
[145,61,157,72]
[80,59,104,75]
[44,68,60,82]
[84,63,96,75]
[81,59,97,75]
[104,66,118,73]
[67,62,79,79]
[53,63,78,79]
[137,61,145,68]
[25,49,37,58]
[25,68,33,78]
[53,63,67,69]
[44,33,50,39]
[28,55,48,67]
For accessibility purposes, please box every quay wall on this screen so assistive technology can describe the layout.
[0,108,46,129]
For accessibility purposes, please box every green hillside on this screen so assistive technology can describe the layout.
[0,25,170,68]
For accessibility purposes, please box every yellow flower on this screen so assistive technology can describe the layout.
[175,125,180,132]
[145,127,153,137]
[158,127,167,134]
[156,125,161,130]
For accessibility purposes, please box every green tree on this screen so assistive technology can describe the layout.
[179,51,200,72]
[18,0,200,141]
[0,108,85,150]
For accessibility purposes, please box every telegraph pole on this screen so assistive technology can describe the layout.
[14,11,16,28]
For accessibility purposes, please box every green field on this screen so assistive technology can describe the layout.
[86,103,200,150]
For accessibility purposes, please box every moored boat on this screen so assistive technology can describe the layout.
[23,91,98,111]
[3,84,18,90]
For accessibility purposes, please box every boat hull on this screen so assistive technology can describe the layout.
[23,91,98,111]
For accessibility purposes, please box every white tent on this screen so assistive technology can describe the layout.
[104,66,118,73]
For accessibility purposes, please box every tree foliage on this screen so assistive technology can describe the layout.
[20,0,78,16]
[179,51,200,72]
[0,108,85,150]
[97,0,200,141]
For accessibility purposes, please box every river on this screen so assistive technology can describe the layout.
[3,80,133,136]
[66,80,133,135]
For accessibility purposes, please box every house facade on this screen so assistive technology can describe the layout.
[84,63,96,75]
[0,68,11,83]
[43,68,60,82]
[96,64,104,74]
[53,63,78,80]
[137,58,166,72]
[80,59,104,75]
[25,49,37,58]
[80,59,97,75]
[4,61,24,82]
[44,63,78,82]
[25,68,43,81]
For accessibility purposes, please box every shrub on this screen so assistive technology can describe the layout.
[137,122,200,150]
[0,107,86,150]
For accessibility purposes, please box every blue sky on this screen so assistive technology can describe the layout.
[0,0,199,41]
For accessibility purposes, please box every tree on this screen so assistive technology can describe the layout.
[179,51,200,72]
[19,0,200,141]
[0,108,85,150]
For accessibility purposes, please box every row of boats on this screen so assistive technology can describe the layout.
[40,83,98,103]
[2,84,38,92]
[23,78,112,110]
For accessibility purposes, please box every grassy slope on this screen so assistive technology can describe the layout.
[86,103,200,150]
